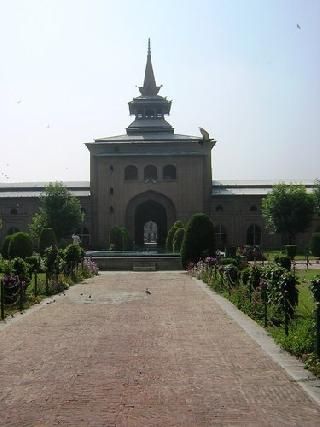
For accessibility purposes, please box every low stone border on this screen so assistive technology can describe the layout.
[194,277,320,406]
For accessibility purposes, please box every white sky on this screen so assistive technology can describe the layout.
[0,0,319,183]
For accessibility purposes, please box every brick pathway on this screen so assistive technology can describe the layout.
[1,271,320,426]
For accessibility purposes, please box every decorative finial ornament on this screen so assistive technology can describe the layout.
[138,38,161,96]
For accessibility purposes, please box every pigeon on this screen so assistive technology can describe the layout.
[145,288,151,295]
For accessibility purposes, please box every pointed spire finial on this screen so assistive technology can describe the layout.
[139,38,161,96]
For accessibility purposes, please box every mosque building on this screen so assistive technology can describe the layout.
[0,41,317,250]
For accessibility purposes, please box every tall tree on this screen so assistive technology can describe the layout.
[262,184,314,244]
[313,178,320,215]
[29,182,82,241]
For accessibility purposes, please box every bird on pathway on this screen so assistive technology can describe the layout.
[145,288,151,295]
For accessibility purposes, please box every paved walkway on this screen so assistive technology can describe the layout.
[1,272,320,426]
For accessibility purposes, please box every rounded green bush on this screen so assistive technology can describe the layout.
[166,221,184,251]
[39,228,57,255]
[181,213,215,268]
[1,234,13,259]
[311,233,320,257]
[8,232,33,259]
[173,227,185,253]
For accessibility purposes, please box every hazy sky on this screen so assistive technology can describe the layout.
[0,0,319,183]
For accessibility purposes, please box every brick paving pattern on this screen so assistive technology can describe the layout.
[1,271,320,426]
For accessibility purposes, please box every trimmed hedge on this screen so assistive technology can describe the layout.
[8,232,33,259]
[311,233,320,257]
[166,221,184,251]
[1,234,13,259]
[173,227,185,253]
[181,213,215,268]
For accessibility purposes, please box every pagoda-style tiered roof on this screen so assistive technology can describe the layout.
[127,39,173,135]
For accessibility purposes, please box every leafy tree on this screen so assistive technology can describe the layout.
[181,213,215,268]
[29,182,82,241]
[262,184,314,244]
[8,232,33,259]
[313,178,320,215]
[28,212,47,247]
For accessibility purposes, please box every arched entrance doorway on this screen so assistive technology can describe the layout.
[135,201,166,246]
[126,191,176,248]
[144,221,158,243]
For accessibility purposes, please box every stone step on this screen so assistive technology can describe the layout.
[91,256,182,271]
[133,264,157,272]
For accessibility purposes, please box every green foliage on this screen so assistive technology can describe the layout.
[313,178,320,216]
[28,212,47,247]
[249,265,262,289]
[119,227,130,250]
[181,213,215,268]
[224,264,239,287]
[166,221,184,251]
[173,227,185,252]
[284,245,297,260]
[310,275,320,303]
[64,244,82,268]
[311,233,320,257]
[30,182,82,241]
[109,226,130,251]
[12,257,30,282]
[274,255,291,271]
[220,257,239,267]
[0,258,13,274]
[271,317,314,357]
[266,268,299,318]
[8,232,33,259]
[262,184,314,244]
[43,246,64,274]
[1,234,13,259]
[25,256,40,273]
[39,228,57,255]
[241,267,250,285]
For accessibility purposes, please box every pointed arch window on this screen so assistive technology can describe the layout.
[163,165,176,180]
[246,224,262,246]
[144,165,157,181]
[125,165,138,181]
